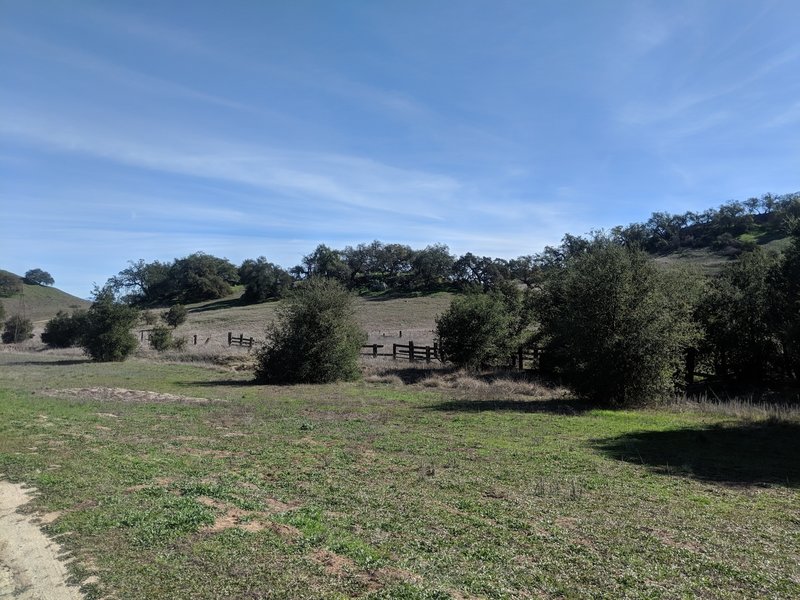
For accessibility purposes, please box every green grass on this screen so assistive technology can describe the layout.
[0,352,798,599]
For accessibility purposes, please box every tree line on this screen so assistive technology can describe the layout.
[105,193,800,308]
[611,192,799,254]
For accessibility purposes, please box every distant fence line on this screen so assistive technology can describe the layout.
[139,330,255,349]
[139,329,552,370]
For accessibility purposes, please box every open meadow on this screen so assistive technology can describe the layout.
[0,350,798,599]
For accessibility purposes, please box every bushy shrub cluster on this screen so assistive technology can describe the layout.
[41,310,88,348]
[436,283,531,370]
[698,221,800,383]
[534,240,699,405]
[80,289,140,362]
[162,304,188,328]
[255,278,365,384]
[148,325,186,352]
[2,315,34,344]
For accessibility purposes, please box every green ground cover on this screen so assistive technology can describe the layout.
[0,352,798,599]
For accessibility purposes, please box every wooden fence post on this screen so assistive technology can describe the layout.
[193,334,197,345]
[518,347,524,370]
[228,332,232,346]
[433,342,438,359]
[409,340,415,362]
[372,344,378,358]
[393,344,397,360]
[425,345,431,362]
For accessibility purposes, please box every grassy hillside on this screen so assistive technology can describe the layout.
[654,231,791,275]
[0,273,90,324]
[156,290,454,354]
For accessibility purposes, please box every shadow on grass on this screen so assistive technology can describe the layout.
[4,359,92,367]
[596,420,800,487]
[426,397,592,415]
[382,367,451,384]
[360,287,454,302]
[188,297,265,313]
[178,379,255,388]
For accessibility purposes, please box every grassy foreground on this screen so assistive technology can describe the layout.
[0,352,798,599]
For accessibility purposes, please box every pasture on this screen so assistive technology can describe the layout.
[0,351,798,599]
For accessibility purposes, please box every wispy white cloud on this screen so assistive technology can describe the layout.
[0,108,462,220]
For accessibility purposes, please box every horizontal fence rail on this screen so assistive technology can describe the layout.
[228,332,256,348]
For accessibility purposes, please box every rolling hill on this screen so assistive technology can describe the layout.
[0,272,90,324]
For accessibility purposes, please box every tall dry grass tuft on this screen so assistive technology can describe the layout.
[361,358,569,400]
[668,394,800,421]
[420,369,569,399]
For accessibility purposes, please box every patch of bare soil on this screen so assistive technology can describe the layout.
[198,496,302,535]
[312,549,356,576]
[42,387,224,405]
[310,548,422,591]
[0,481,84,599]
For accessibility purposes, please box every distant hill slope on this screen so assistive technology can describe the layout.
[0,272,91,324]
[653,231,791,274]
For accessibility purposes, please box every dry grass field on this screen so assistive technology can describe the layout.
[141,291,455,362]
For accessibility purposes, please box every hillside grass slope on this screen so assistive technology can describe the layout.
[0,273,90,324]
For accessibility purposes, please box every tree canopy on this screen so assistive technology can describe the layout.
[23,268,54,286]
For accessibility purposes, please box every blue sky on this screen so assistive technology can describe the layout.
[2,0,799,298]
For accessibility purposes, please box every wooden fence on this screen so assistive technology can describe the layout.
[360,340,556,371]
[360,342,440,362]
[228,332,256,348]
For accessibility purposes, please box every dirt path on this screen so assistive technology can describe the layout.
[0,481,84,599]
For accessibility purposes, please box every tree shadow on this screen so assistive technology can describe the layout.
[178,379,255,388]
[381,367,450,384]
[4,359,92,366]
[595,420,800,487]
[426,397,592,415]
[361,287,453,302]
[188,297,258,313]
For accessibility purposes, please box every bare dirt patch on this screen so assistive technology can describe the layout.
[42,387,223,405]
[0,481,84,599]
[312,549,356,577]
[198,496,301,534]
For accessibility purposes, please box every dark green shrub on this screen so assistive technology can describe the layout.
[2,315,35,344]
[80,289,140,362]
[162,304,188,327]
[435,292,517,370]
[255,278,365,384]
[149,325,175,351]
[536,240,698,405]
[698,249,780,383]
[769,220,800,381]
[41,310,88,348]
